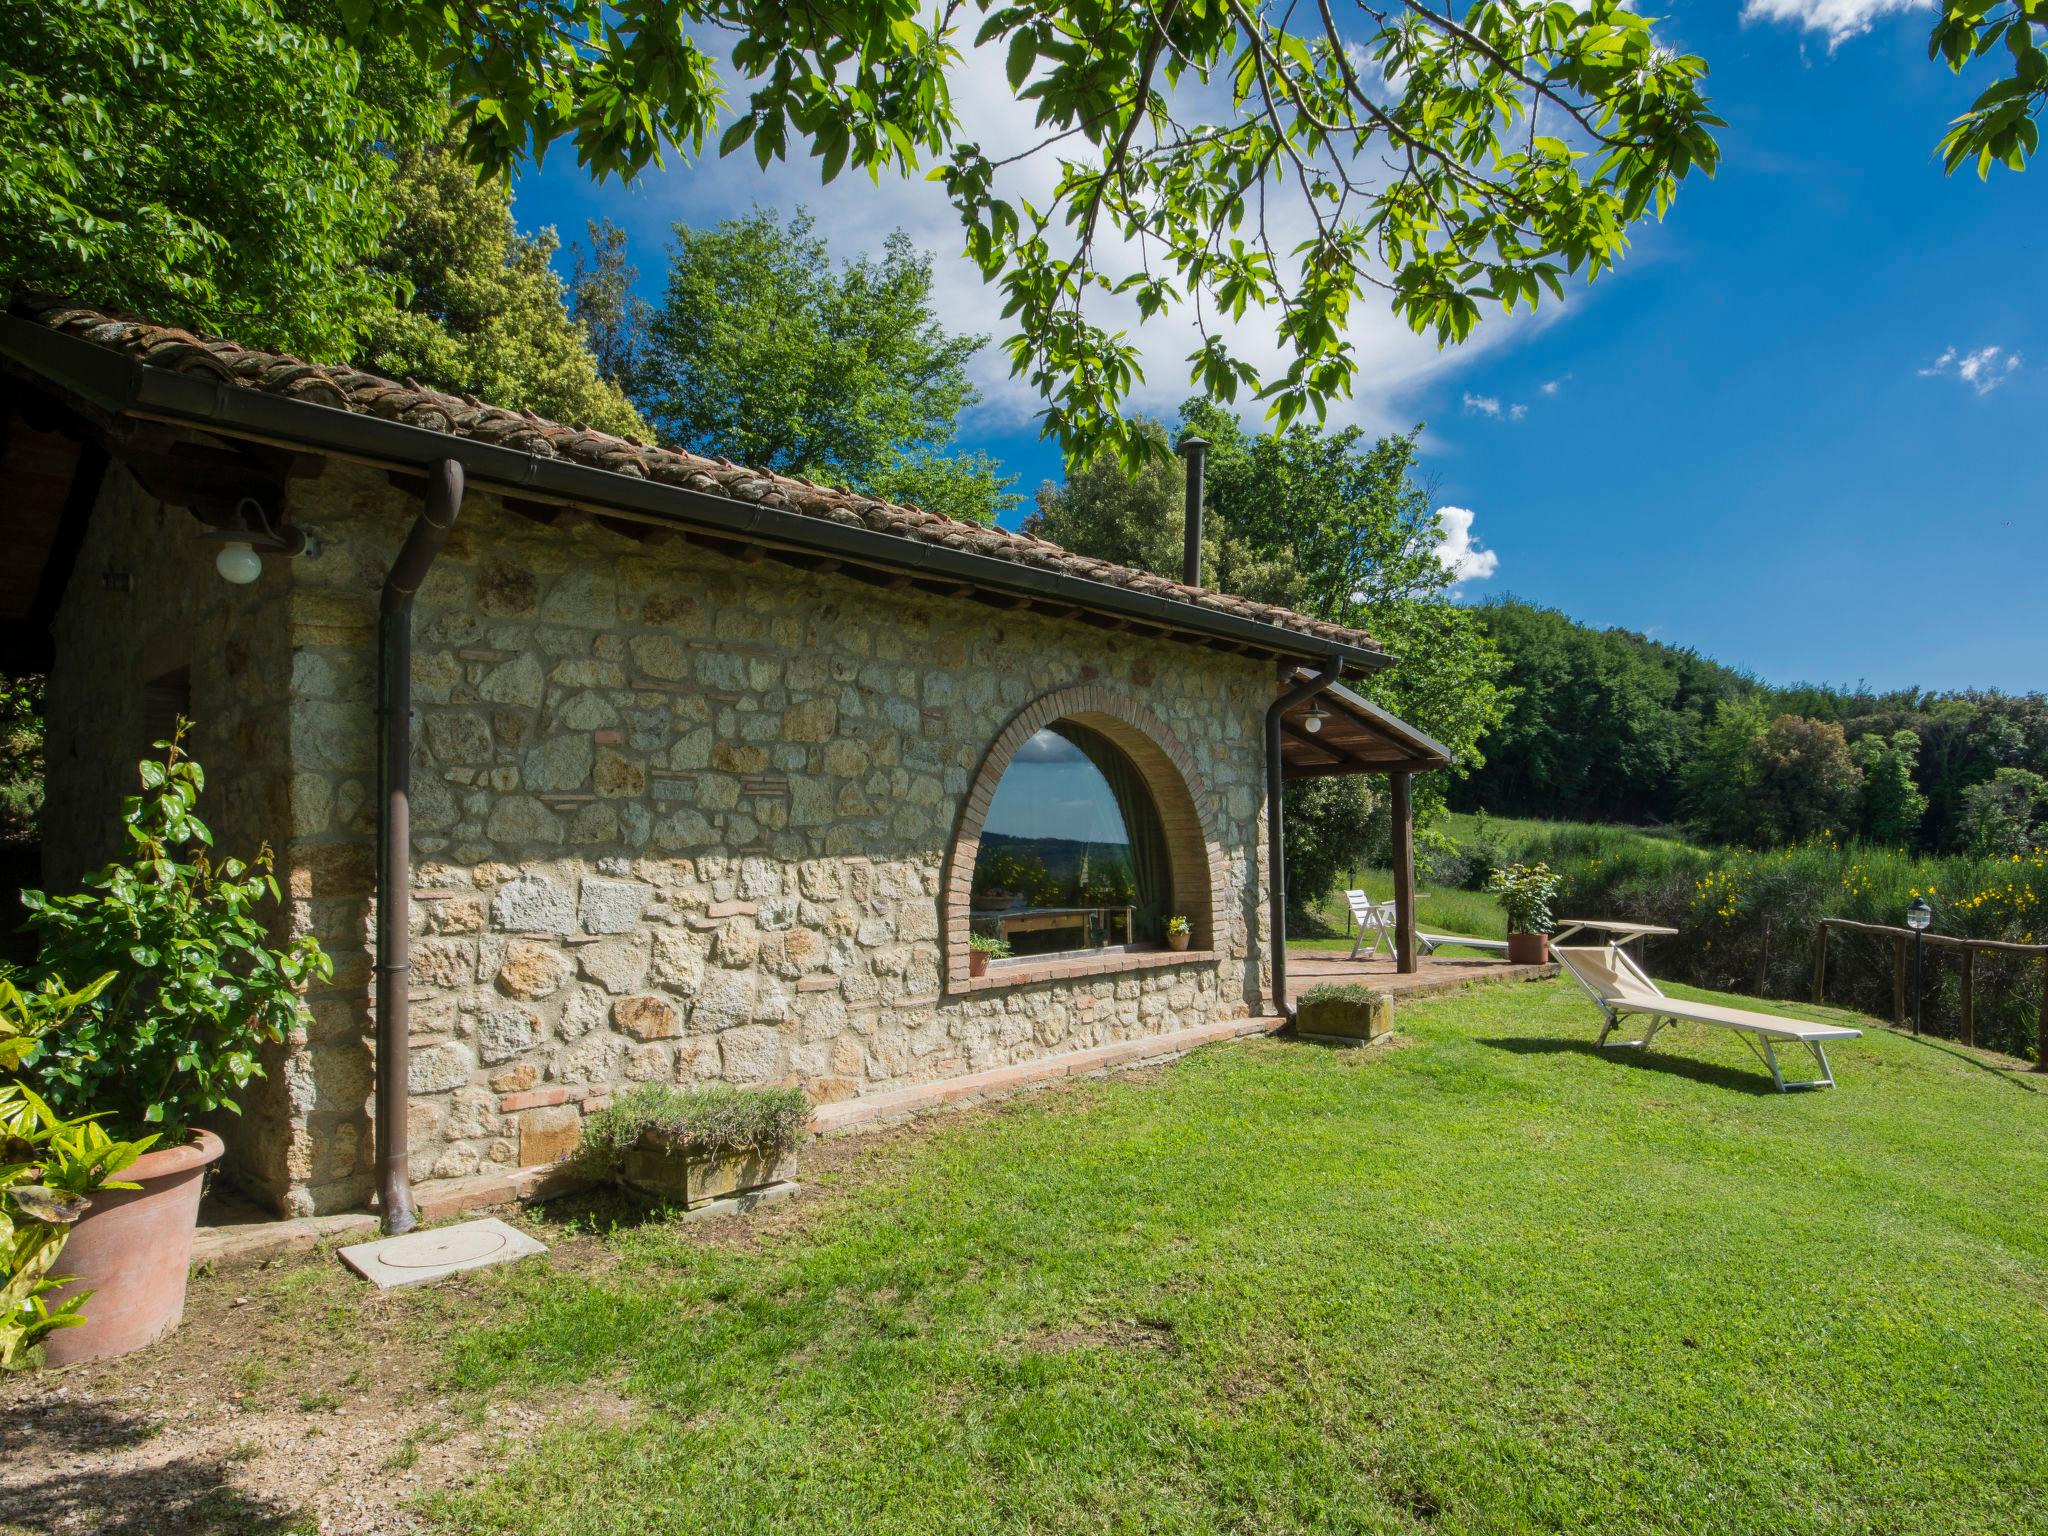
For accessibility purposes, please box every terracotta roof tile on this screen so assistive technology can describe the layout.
[26,300,1379,653]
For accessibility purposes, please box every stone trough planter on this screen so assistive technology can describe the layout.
[1294,986,1393,1047]
[618,1136,799,1209]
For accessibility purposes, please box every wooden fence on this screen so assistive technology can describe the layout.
[1811,917,2048,1068]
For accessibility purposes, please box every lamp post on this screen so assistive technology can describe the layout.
[1906,897,1933,1036]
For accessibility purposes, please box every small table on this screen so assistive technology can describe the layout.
[974,905,1135,949]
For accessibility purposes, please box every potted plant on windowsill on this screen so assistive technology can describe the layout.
[968,932,1010,977]
[580,1084,808,1209]
[11,727,330,1365]
[1165,915,1191,952]
[1487,862,1561,965]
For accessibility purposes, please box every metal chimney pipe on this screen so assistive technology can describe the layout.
[1177,434,1209,588]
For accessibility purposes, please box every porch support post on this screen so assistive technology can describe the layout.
[1390,769,1418,974]
[1265,658,1345,1016]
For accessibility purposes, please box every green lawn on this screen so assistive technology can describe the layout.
[425,980,2048,1535]
[1295,876,1508,950]
[1439,810,1698,857]
[1295,813,1699,950]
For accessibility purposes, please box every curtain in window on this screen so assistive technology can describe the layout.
[1053,722,1170,942]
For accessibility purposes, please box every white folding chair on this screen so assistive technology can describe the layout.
[1344,889,1398,960]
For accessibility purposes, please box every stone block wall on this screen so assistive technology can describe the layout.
[58,456,1279,1216]
[42,458,300,1197]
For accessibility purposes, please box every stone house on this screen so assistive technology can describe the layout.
[0,300,1448,1225]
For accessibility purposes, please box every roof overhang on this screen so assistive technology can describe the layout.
[1277,675,1451,779]
[0,316,1396,676]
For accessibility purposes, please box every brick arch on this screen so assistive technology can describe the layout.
[943,684,1227,990]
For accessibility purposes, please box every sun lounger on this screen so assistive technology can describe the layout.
[1552,928,1860,1091]
[1417,932,1508,956]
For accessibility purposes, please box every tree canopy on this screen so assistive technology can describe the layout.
[328,0,1723,463]
[639,208,1018,522]
[360,131,647,436]
[0,0,416,358]
[1930,0,2048,177]
[1455,599,2048,855]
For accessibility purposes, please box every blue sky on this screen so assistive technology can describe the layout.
[515,0,2043,695]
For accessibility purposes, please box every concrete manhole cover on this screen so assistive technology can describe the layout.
[378,1226,511,1269]
[339,1216,547,1290]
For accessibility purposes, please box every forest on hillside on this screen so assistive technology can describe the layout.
[1451,600,2048,857]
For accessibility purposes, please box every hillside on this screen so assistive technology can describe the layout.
[1452,600,2048,855]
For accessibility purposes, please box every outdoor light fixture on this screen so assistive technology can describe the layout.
[1907,896,1934,1036]
[214,541,264,585]
[1304,700,1328,734]
[198,496,312,586]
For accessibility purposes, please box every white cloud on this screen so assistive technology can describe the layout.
[1432,506,1499,588]
[1463,391,1528,422]
[1539,376,1568,396]
[1920,345,2022,395]
[1741,0,1932,48]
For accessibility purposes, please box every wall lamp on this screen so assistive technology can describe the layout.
[197,496,315,585]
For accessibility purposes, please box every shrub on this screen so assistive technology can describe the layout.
[1548,834,2048,1058]
[580,1084,810,1176]
[1284,777,1377,920]
[1451,813,1509,892]
[970,933,1011,957]
[2,975,156,1369]
[1488,863,1561,935]
[1297,983,1385,1008]
[13,728,331,1140]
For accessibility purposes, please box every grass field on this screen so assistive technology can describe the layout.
[1294,813,1700,952]
[1439,810,1696,857]
[421,978,2048,1535]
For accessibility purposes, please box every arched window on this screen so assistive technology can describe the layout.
[969,722,1171,956]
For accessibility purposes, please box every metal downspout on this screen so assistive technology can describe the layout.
[1265,658,1344,1017]
[375,460,464,1234]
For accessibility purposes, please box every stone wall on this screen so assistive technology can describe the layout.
[43,457,300,1196]
[65,457,1279,1216]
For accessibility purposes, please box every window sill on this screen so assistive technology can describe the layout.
[950,947,1219,995]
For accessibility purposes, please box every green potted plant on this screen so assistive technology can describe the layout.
[580,1084,808,1209]
[1165,914,1191,952]
[968,932,1011,977]
[13,728,330,1364]
[1487,862,1561,964]
[2,974,156,1370]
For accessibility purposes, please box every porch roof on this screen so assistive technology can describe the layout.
[1276,674,1452,779]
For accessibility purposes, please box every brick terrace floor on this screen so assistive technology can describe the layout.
[1285,947,1557,1006]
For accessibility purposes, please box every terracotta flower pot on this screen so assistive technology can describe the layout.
[969,950,990,977]
[41,1127,223,1366]
[1167,931,1190,952]
[1506,932,1550,965]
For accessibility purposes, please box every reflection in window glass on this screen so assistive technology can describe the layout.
[969,723,1168,956]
